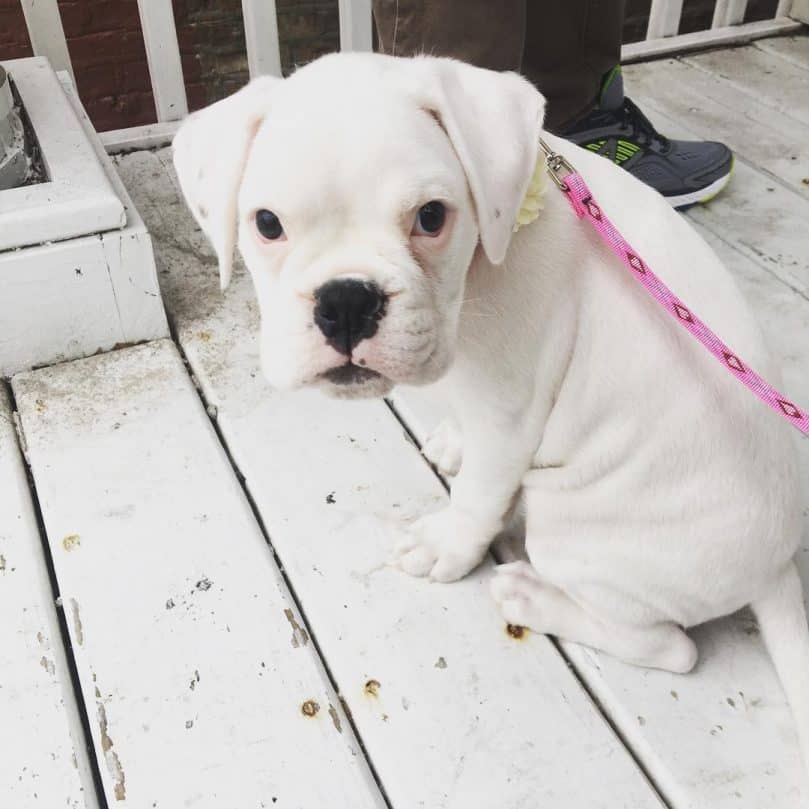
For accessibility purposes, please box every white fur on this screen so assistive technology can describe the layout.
[173,52,808,779]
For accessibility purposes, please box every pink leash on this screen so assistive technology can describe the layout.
[538,139,809,437]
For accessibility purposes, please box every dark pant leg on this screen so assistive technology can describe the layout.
[372,0,525,72]
[371,0,624,132]
[523,1,625,132]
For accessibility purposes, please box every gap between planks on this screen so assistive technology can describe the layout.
[171,326,396,809]
[0,380,104,809]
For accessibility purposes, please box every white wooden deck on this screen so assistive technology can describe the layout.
[2,37,808,808]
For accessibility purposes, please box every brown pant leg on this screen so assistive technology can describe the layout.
[523,1,625,132]
[372,0,525,72]
[371,0,624,132]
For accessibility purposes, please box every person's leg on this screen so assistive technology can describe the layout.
[372,0,733,208]
[372,0,525,72]
[523,1,733,207]
[522,1,624,133]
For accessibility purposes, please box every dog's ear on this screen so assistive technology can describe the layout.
[412,58,545,265]
[172,77,278,290]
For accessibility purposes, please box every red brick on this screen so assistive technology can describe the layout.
[58,0,141,38]
[0,6,31,54]
[84,90,156,131]
[67,30,149,69]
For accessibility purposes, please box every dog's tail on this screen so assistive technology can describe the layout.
[753,560,809,778]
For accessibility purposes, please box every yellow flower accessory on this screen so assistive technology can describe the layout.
[513,153,547,232]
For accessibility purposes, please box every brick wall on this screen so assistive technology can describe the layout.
[0,0,340,131]
[0,0,781,132]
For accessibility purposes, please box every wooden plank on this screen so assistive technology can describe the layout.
[621,58,809,198]
[647,0,684,39]
[135,0,188,121]
[100,121,179,153]
[18,0,74,81]
[242,0,283,77]
[0,384,96,809]
[684,42,809,127]
[618,74,809,298]
[755,33,809,71]
[790,0,809,22]
[338,0,373,51]
[621,18,801,63]
[115,148,668,808]
[13,342,385,809]
[689,161,809,299]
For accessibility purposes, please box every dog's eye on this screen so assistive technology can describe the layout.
[412,201,446,237]
[255,209,285,241]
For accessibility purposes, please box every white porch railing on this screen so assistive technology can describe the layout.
[12,0,805,152]
[622,0,802,61]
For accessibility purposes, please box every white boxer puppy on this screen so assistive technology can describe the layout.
[173,52,807,771]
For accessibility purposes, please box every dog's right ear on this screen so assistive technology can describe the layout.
[172,77,278,290]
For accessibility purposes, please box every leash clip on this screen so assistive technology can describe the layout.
[539,137,574,192]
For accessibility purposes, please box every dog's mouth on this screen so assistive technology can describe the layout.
[320,362,382,386]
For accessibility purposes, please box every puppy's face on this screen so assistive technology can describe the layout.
[238,85,478,398]
[173,54,545,399]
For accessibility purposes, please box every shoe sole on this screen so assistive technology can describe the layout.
[665,157,735,210]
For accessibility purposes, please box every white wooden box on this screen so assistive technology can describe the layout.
[0,57,168,376]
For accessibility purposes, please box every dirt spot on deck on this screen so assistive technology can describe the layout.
[506,624,526,640]
[328,704,343,733]
[364,679,381,698]
[283,609,309,648]
[97,699,126,800]
[301,700,320,717]
[71,599,84,646]
[62,534,81,552]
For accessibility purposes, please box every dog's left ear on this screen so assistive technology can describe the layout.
[412,58,546,265]
[172,77,279,290]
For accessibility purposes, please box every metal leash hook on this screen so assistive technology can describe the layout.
[538,137,574,192]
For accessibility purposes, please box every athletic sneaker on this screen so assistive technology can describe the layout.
[562,67,734,209]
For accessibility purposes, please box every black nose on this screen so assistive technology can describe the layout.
[313,279,386,355]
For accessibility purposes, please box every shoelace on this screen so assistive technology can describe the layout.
[619,97,670,150]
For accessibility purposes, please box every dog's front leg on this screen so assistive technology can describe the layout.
[394,403,540,583]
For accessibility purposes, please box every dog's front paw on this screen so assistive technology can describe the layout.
[393,508,491,582]
[422,419,462,477]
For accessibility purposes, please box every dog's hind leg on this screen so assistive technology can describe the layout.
[490,561,697,674]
